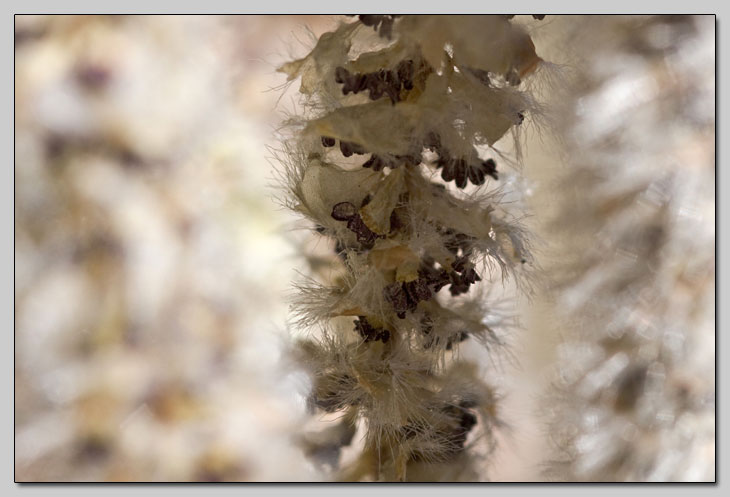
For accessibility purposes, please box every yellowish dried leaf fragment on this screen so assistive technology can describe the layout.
[369,244,419,272]
[360,168,405,235]
[278,22,359,96]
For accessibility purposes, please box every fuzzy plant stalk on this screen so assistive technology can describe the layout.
[276,15,545,482]
[541,15,715,481]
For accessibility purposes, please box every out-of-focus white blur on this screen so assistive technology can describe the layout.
[14,14,335,482]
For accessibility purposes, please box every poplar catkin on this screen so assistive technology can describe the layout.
[276,15,545,482]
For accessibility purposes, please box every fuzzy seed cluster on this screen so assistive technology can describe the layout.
[278,15,543,481]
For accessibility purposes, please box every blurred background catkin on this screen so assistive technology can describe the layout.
[14,15,335,482]
[14,14,714,482]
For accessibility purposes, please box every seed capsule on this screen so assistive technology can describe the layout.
[445,331,469,350]
[423,131,441,152]
[383,282,410,318]
[340,141,367,157]
[354,316,391,343]
[363,155,386,171]
[346,216,378,246]
[454,159,468,189]
[352,73,368,93]
[331,202,357,221]
[397,60,414,90]
[462,267,481,284]
[334,66,349,84]
[405,278,433,303]
[441,160,456,182]
[481,159,498,180]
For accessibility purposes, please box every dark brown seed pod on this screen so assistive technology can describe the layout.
[368,80,385,100]
[379,16,398,39]
[339,68,368,95]
[363,155,386,171]
[340,141,354,157]
[458,410,477,432]
[334,66,349,84]
[331,200,383,248]
[357,14,399,39]
[357,14,381,27]
[354,316,373,340]
[340,141,367,157]
[382,71,401,103]
[334,60,414,104]
[405,278,433,304]
[382,68,397,87]
[452,257,467,273]
[384,282,410,318]
[481,159,498,180]
[431,270,452,292]
[383,86,400,104]
[448,282,470,296]
[398,153,421,167]
[444,236,461,255]
[352,73,368,93]
[448,268,480,296]
[418,261,452,293]
[454,159,468,188]
[354,316,390,343]
[443,230,473,256]
[441,160,456,182]
[468,164,486,185]
[397,60,414,90]
[462,266,482,285]
[346,216,378,246]
[331,202,357,221]
[389,210,403,234]
[445,331,469,350]
[423,131,441,152]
